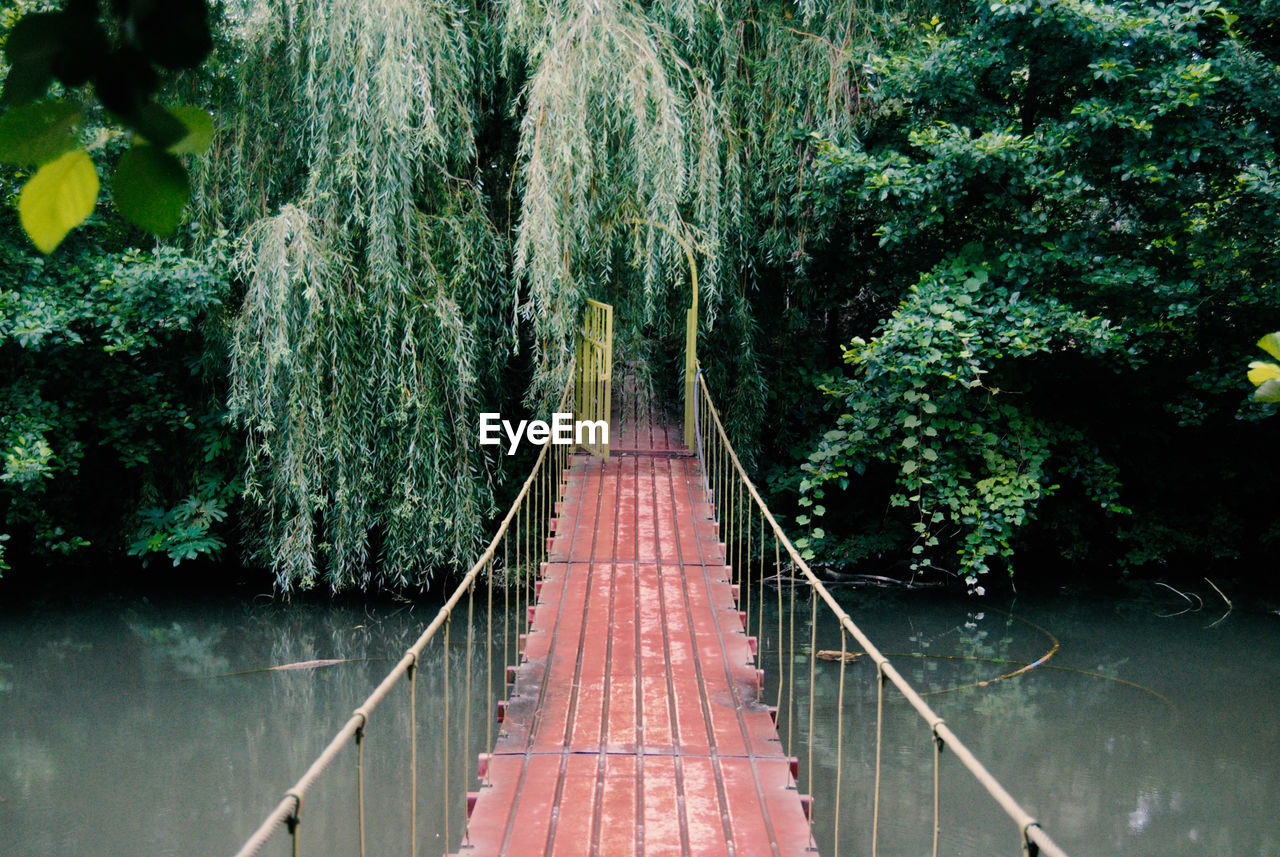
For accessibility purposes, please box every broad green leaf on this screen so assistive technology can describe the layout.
[1255,378,1280,403]
[133,103,188,150]
[166,106,215,154]
[2,13,62,105]
[1247,361,1280,387]
[1257,332,1280,361]
[0,100,81,166]
[114,145,190,236]
[18,148,99,253]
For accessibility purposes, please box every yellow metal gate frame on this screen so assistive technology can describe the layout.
[574,299,612,460]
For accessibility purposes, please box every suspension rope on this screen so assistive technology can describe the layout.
[442,614,450,852]
[354,712,367,857]
[486,556,494,774]
[932,720,945,857]
[756,504,764,653]
[806,588,816,842]
[872,663,884,857]
[694,372,1072,857]
[774,535,783,715]
[786,545,796,762]
[504,522,510,713]
[834,627,846,857]
[463,585,474,846]
[741,488,748,632]
[524,477,531,633]
[285,792,301,857]
[407,651,418,857]
[230,374,572,857]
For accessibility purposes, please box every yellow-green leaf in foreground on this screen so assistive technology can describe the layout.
[1255,378,1280,403]
[1247,360,1280,387]
[18,148,99,253]
[1257,332,1280,361]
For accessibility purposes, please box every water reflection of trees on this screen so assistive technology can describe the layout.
[758,588,1280,857]
[5,592,1278,857]
[2,597,517,857]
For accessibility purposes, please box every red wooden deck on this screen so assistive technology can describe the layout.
[456,396,815,857]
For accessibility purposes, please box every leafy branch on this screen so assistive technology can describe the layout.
[1247,333,1280,403]
[0,0,214,251]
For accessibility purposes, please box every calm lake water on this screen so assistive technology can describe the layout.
[1,585,1277,857]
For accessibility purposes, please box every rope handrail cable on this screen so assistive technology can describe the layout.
[231,376,575,857]
[693,372,1071,857]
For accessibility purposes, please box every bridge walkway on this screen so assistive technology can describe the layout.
[457,389,814,857]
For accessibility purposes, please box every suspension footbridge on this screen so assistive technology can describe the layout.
[232,301,1070,857]
[459,391,811,857]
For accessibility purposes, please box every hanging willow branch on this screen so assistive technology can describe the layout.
[200,0,900,592]
[505,0,734,406]
[220,0,502,592]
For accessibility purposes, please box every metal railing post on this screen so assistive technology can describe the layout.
[692,371,1074,857]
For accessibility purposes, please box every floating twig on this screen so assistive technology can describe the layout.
[1154,581,1202,617]
[1204,577,1233,628]
[195,657,386,680]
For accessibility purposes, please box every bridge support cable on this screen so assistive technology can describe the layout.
[230,375,576,857]
[409,651,419,857]
[692,370,1073,857]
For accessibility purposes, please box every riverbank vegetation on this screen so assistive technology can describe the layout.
[1,0,1276,595]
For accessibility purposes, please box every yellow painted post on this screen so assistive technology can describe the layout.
[681,237,699,450]
[685,305,697,448]
[601,302,612,460]
[575,299,613,461]
[622,218,698,449]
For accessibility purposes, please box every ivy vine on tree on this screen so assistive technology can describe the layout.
[798,0,1280,588]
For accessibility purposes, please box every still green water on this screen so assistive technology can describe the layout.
[0,587,1276,856]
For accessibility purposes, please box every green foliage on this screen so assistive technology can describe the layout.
[112,145,190,237]
[704,0,942,464]
[215,2,509,592]
[803,258,1126,588]
[798,0,1280,585]
[1248,332,1280,402]
[128,473,239,566]
[0,214,235,573]
[210,0,780,591]
[0,2,214,250]
[18,0,1275,595]
[503,0,733,404]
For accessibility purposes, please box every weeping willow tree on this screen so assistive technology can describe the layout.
[189,0,902,592]
[199,0,507,592]
[501,0,734,405]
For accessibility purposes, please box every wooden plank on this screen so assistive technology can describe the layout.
[596,753,639,857]
[462,402,816,857]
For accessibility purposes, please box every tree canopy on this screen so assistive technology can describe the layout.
[1,0,1276,593]
[795,0,1280,587]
